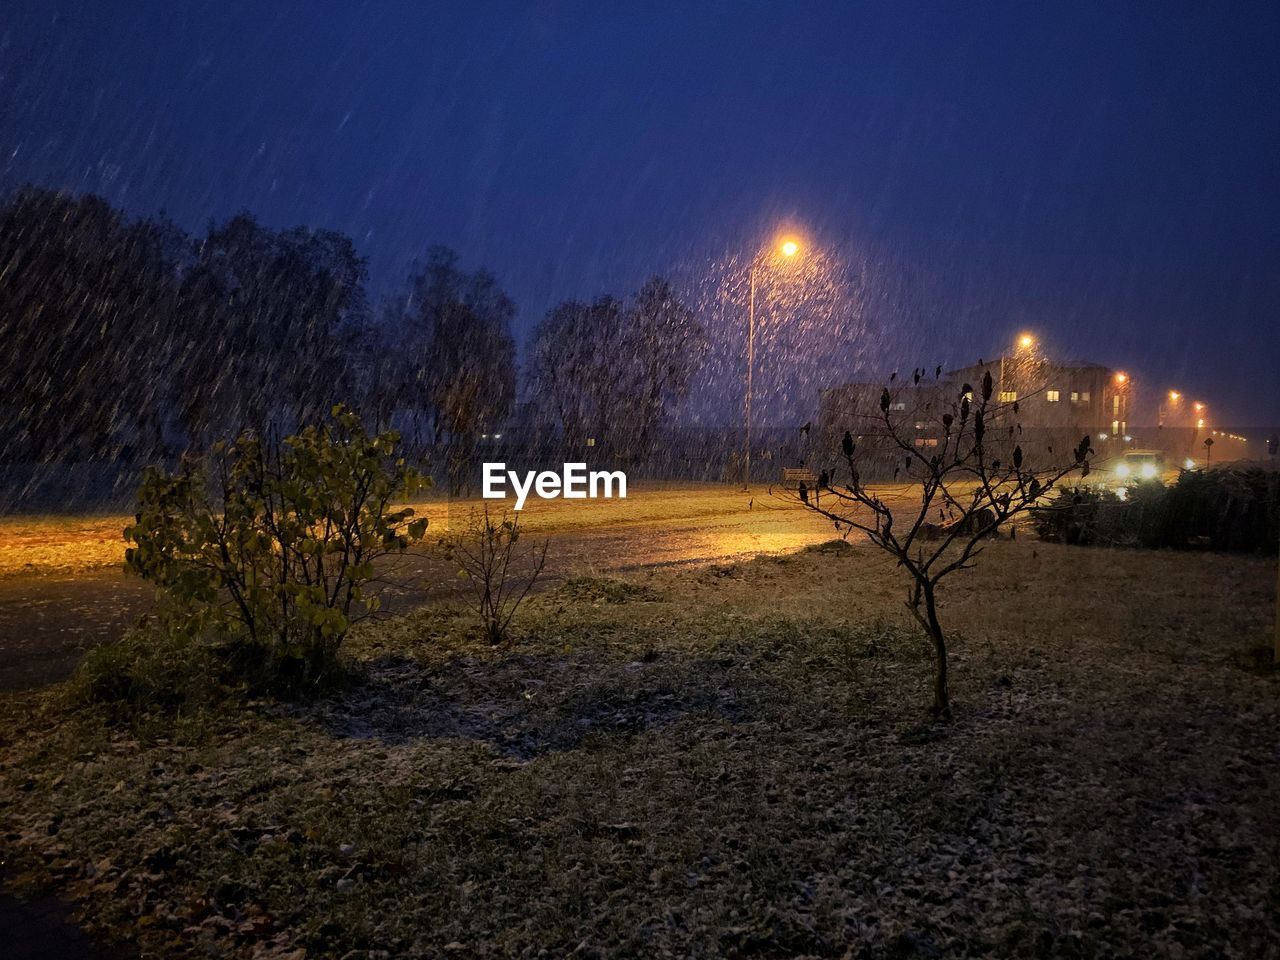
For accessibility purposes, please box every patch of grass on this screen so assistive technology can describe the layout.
[553,575,665,605]
[2,539,1278,958]
[63,620,234,719]
[798,537,856,556]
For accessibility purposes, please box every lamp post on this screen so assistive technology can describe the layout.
[1111,371,1131,441]
[742,236,801,491]
[998,332,1036,403]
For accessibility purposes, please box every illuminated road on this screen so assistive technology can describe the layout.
[0,486,869,693]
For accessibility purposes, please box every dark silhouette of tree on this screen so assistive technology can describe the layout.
[388,247,516,492]
[529,296,626,450]
[342,294,413,432]
[791,368,1093,720]
[529,276,703,460]
[0,186,178,462]
[622,276,705,459]
[174,215,367,446]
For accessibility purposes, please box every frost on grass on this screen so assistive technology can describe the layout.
[300,651,759,758]
[1,539,1278,959]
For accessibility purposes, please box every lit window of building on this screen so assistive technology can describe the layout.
[999,391,1017,403]
[1046,389,1060,402]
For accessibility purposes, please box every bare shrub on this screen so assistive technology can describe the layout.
[444,507,548,645]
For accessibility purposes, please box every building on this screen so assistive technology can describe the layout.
[818,341,1253,476]
[818,349,1132,477]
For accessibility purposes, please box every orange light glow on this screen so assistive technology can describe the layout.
[778,238,800,257]
[1114,372,1128,385]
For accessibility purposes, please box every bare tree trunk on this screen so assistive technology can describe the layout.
[922,582,952,721]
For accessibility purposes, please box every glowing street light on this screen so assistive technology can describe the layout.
[1114,371,1128,385]
[1157,389,1184,429]
[998,332,1037,407]
[743,234,805,490]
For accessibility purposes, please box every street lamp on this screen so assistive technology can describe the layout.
[1108,371,1132,440]
[743,234,803,490]
[999,332,1037,406]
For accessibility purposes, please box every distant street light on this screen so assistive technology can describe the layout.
[1017,333,1035,350]
[743,234,804,490]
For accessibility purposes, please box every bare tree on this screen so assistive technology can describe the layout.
[792,368,1094,720]
[528,277,704,461]
[413,250,516,493]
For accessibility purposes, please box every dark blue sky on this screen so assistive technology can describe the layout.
[3,1,1278,425]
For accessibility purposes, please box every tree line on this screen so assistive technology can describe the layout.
[0,186,704,479]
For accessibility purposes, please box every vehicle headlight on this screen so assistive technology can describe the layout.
[1183,458,1196,470]
[1140,463,1158,479]
[1115,463,1131,478]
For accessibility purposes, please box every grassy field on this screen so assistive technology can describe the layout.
[1,538,1277,958]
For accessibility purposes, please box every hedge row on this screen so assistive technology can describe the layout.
[1031,468,1279,553]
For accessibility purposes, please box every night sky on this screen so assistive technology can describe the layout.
[3,1,1277,425]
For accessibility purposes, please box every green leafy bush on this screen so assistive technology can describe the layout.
[1032,468,1279,552]
[123,406,429,695]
